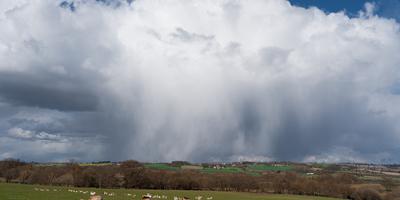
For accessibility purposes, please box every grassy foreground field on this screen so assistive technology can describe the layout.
[0,183,342,200]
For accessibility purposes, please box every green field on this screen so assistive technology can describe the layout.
[144,163,180,171]
[0,183,342,200]
[200,167,245,174]
[34,162,113,167]
[143,163,293,176]
[247,164,292,172]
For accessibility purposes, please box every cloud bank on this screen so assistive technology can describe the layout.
[0,0,400,163]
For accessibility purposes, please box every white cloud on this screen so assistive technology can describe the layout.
[36,131,62,140]
[360,2,376,18]
[8,127,62,141]
[7,127,33,139]
[0,0,400,162]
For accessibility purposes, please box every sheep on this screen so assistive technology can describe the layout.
[89,195,103,200]
[142,194,152,200]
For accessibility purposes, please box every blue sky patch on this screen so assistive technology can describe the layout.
[289,0,400,21]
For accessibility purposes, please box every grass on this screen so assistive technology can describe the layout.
[143,163,293,175]
[144,163,180,171]
[200,167,245,174]
[144,164,264,176]
[0,183,342,200]
[34,162,114,167]
[181,165,203,170]
[79,163,114,167]
[247,164,292,172]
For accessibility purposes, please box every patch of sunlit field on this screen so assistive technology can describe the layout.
[0,183,342,200]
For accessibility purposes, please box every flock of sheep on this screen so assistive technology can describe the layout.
[33,187,214,200]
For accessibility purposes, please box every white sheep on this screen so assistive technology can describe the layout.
[195,196,203,200]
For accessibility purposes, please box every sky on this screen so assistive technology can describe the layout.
[290,0,400,20]
[0,0,400,163]
[290,0,369,14]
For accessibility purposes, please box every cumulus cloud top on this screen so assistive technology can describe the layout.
[0,0,400,163]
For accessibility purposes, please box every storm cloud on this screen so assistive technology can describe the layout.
[0,0,400,163]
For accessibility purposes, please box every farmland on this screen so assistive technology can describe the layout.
[2,159,400,200]
[144,163,180,171]
[247,164,292,172]
[0,183,341,200]
[143,163,294,176]
[32,162,295,176]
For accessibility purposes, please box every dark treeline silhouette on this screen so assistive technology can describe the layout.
[0,159,397,200]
